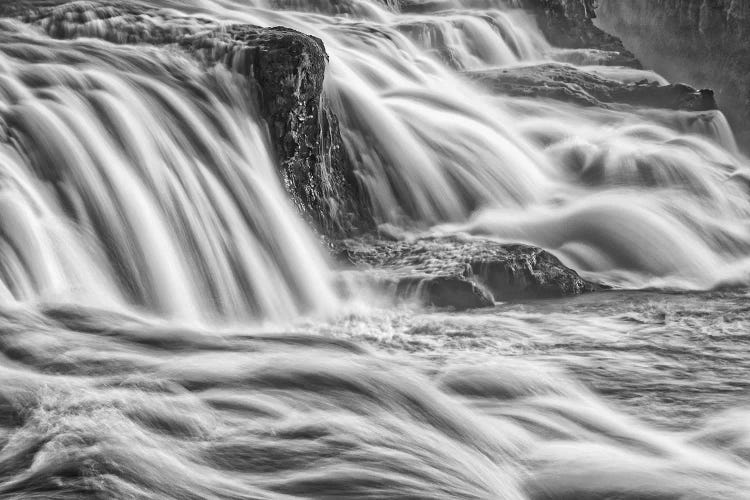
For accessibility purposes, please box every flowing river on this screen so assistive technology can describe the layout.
[1,0,749,498]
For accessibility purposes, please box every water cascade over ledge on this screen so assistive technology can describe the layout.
[0,18,337,321]
[1,2,750,500]
[61,0,748,291]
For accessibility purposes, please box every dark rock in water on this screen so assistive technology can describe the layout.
[395,275,495,310]
[596,0,750,151]
[7,1,372,236]
[182,26,372,236]
[509,0,641,68]
[619,84,718,113]
[396,0,636,69]
[336,236,601,309]
[467,63,718,111]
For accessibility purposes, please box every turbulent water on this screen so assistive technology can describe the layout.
[1,0,750,498]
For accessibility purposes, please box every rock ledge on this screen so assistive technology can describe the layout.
[336,236,601,310]
[468,63,718,111]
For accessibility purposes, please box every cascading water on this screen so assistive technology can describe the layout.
[0,18,337,322]
[311,0,749,289]
[2,1,750,499]
[148,0,750,290]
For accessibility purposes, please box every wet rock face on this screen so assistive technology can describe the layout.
[337,236,601,310]
[468,63,718,111]
[183,27,372,236]
[397,0,636,67]
[510,0,641,67]
[10,1,372,236]
[596,0,750,148]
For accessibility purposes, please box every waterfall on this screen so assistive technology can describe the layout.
[166,0,750,290]
[2,0,750,312]
[0,19,337,321]
[3,3,750,500]
[370,2,744,289]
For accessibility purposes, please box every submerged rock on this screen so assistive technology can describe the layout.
[395,275,496,310]
[468,63,718,111]
[336,236,600,309]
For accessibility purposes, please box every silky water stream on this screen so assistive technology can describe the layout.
[1,1,749,498]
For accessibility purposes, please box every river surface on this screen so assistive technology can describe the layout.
[1,0,750,498]
[3,291,750,498]
[307,290,750,429]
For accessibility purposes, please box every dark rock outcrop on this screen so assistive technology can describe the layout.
[507,0,641,67]
[399,0,640,67]
[7,1,372,236]
[596,0,750,149]
[336,236,601,309]
[182,27,371,236]
[468,63,718,111]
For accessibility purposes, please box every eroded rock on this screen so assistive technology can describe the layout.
[182,26,371,236]
[336,236,601,309]
[507,0,641,67]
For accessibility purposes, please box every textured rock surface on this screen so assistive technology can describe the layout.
[183,27,371,236]
[468,63,718,111]
[401,0,640,67]
[336,236,600,309]
[9,1,371,236]
[596,0,750,148]
[508,0,641,67]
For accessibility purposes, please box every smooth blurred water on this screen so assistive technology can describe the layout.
[0,16,337,322]
[46,0,750,290]
[3,0,750,308]
[2,292,750,498]
[1,0,750,498]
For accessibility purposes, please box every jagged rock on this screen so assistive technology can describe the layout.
[336,236,600,309]
[5,1,372,236]
[0,1,69,18]
[398,0,639,66]
[506,0,641,67]
[596,0,750,150]
[182,26,371,236]
[467,63,718,111]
